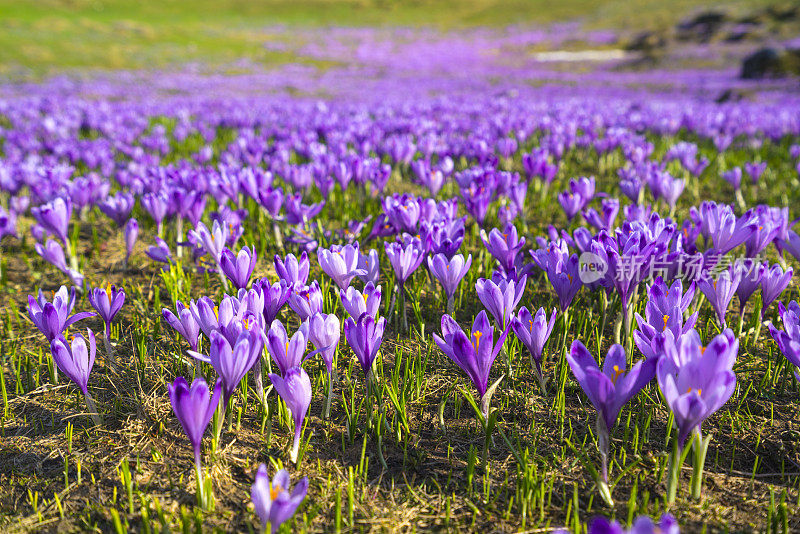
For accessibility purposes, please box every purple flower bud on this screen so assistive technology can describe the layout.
[50,329,97,396]
[220,245,257,290]
[87,284,125,338]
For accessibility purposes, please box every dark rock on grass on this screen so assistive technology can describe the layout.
[741,47,800,79]
[676,10,729,43]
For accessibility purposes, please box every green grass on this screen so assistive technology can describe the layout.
[0,0,777,72]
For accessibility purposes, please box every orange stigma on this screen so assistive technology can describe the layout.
[611,365,624,384]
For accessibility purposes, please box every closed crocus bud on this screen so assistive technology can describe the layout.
[475,275,526,329]
[344,313,386,379]
[357,248,380,285]
[428,253,472,305]
[307,312,340,376]
[124,218,139,265]
[268,367,312,463]
[220,245,257,290]
[266,319,309,377]
[274,252,309,288]
[162,301,201,351]
[31,196,72,246]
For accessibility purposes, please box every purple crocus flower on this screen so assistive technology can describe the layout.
[567,341,656,482]
[308,312,340,377]
[357,248,380,285]
[510,306,557,391]
[733,260,766,314]
[287,281,323,321]
[162,301,201,351]
[31,196,71,246]
[761,264,793,316]
[99,193,135,227]
[657,328,737,447]
[124,218,138,266]
[146,237,174,266]
[427,253,472,312]
[480,225,524,274]
[274,252,309,287]
[344,313,386,379]
[633,278,698,360]
[142,192,170,236]
[220,245,257,290]
[699,202,757,254]
[190,220,229,267]
[317,243,366,290]
[339,282,382,319]
[475,275,526,329]
[546,253,582,312]
[27,286,95,342]
[253,278,291,324]
[433,311,509,419]
[208,327,264,403]
[87,284,125,338]
[168,375,222,505]
[50,328,96,397]
[575,514,679,534]
[744,161,767,184]
[34,239,83,287]
[251,465,308,534]
[768,301,800,381]
[722,167,742,190]
[266,320,309,377]
[385,239,425,285]
[558,190,584,221]
[268,367,312,463]
[697,267,742,328]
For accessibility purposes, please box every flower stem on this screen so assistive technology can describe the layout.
[103,329,116,370]
[84,391,102,426]
[690,431,711,501]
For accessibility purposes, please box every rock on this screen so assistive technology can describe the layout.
[624,30,668,53]
[676,10,729,42]
[741,47,800,79]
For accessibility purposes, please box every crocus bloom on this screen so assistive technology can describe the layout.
[722,167,742,190]
[567,342,656,481]
[274,252,309,287]
[768,301,800,381]
[574,514,679,534]
[317,243,366,290]
[168,376,222,504]
[385,239,424,285]
[162,301,201,351]
[475,275,526,328]
[220,245,258,290]
[287,282,323,321]
[87,284,125,338]
[480,225,525,274]
[656,329,738,446]
[50,329,97,397]
[31,196,71,246]
[190,220,229,267]
[308,312,341,376]
[633,278,698,360]
[253,278,291,325]
[697,267,741,328]
[124,218,138,265]
[510,306,557,389]
[145,237,174,266]
[268,367,312,463]
[266,320,309,376]
[208,328,264,403]
[699,202,757,254]
[339,282,382,319]
[428,253,472,306]
[432,311,509,419]
[27,286,95,341]
[344,313,386,379]
[733,261,766,314]
[545,253,582,312]
[251,464,308,534]
[744,161,767,184]
[357,248,380,285]
[761,264,793,316]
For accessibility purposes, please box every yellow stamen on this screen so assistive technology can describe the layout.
[700,345,706,354]
[285,341,289,354]
[363,293,368,304]
[213,306,219,319]
[529,319,533,331]
[611,365,624,384]
[270,483,281,501]
[106,282,113,304]
[663,315,669,329]
[473,331,483,351]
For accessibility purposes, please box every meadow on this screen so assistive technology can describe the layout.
[1,1,800,533]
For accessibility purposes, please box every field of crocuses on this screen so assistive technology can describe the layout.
[2,8,800,533]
